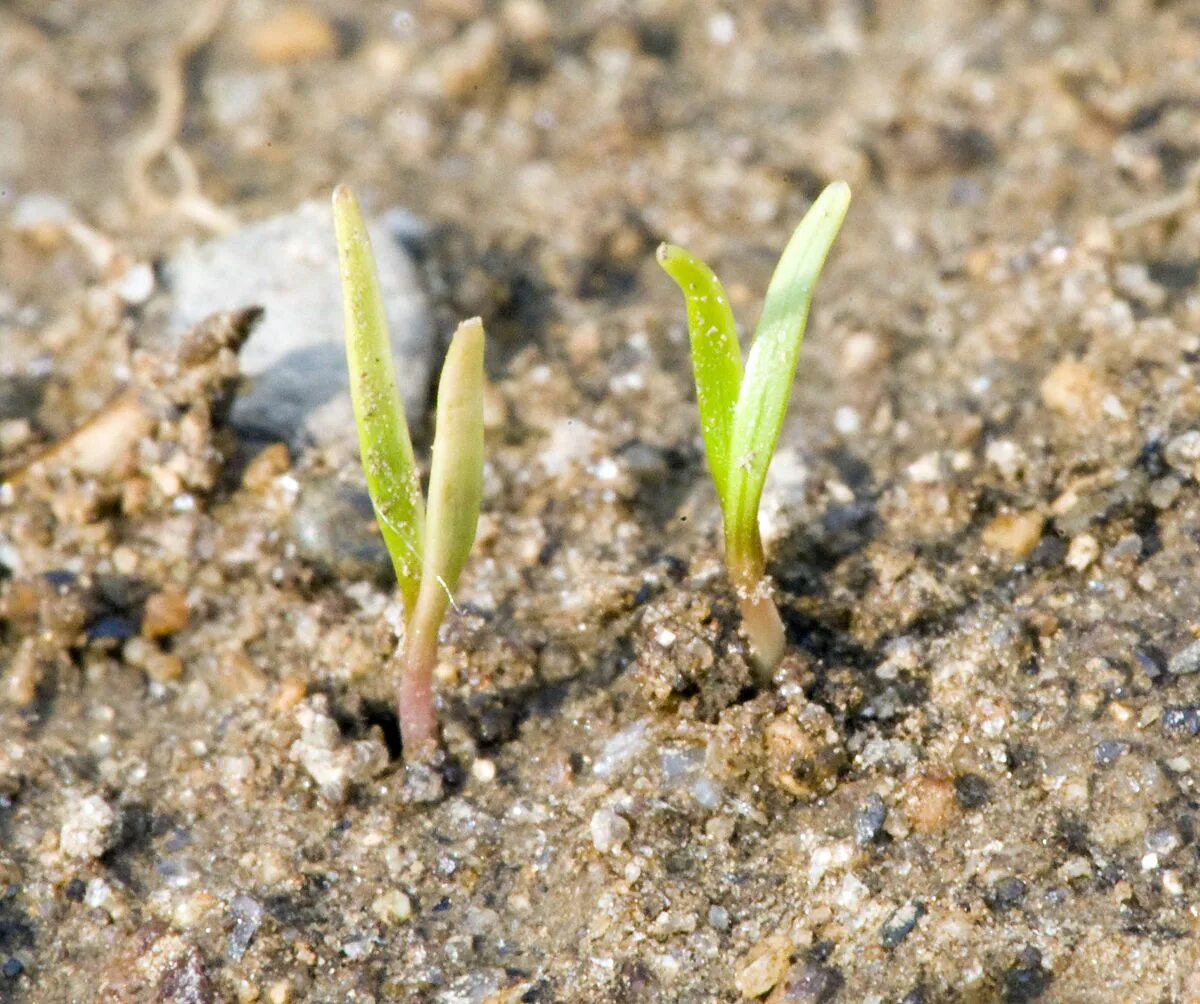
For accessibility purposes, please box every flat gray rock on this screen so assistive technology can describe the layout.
[163,200,431,447]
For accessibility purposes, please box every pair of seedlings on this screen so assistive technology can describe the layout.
[333,182,851,760]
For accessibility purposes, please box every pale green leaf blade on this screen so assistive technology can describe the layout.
[656,243,743,497]
[333,184,424,611]
[422,317,485,606]
[725,181,851,565]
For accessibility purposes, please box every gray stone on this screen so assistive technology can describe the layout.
[1168,638,1200,676]
[163,201,432,447]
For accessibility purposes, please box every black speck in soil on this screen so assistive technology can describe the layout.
[954,773,992,809]
[1004,946,1052,1002]
[64,878,86,903]
[854,793,888,846]
[986,877,1027,913]
[2,958,23,978]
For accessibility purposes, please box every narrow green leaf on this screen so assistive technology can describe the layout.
[725,181,851,568]
[333,184,424,612]
[656,244,743,498]
[421,317,485,613]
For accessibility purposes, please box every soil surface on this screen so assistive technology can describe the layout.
[4,1,1200,1001]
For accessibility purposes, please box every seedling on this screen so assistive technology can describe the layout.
[333,185,484,759]
[658,181,850,678]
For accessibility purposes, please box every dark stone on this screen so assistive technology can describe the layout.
[985,877,1027,913]
[1133,646,1166,680]
[853,793,887,846]
[85,614,138,643]
[775,962,844,1003]
[1004,946,1052,1002]
[880,901,925,949]
[954,773,992,809]
[1093,740,1128,767]
[2,958,22,978]
[1162,706,1200,736]
[64,878,86,902]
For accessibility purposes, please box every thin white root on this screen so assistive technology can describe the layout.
[126,0,236,234]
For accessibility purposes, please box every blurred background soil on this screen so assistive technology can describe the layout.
[3,1,1200,1001]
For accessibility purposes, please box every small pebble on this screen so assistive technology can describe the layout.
[246,7,337,65]
[2,958,23,978]
[985,877,1026,912]
[227,895,264,961]
[853,793,887,846]
[142,587,189,638]
[1093,740,1127,767]
[904,773,960,833]
[734,936,791,998]
[59,794,120,861]
[880,900,925,949]
[372,890,412,924]
[982,511,1044,560]
[1065,533,1099,571]
[1040,358,1106,420]
[954,773,992,809]
[589,806,631,854]
[1167,638,1200,676]
[1162,706,1200,735]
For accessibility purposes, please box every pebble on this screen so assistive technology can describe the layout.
[1064,533,1099,571]
[59,794,120,860]
[880,900,925,948]
[734,936,791,999]
[985,877,1026,912]
[853,793,887,846]
[425,22,504,101]
[2,958,23,978]
[163,201,431,448]
[1162,706,1200,735]
[1093,740,1128,766]
[1164,430,1200,479]
[288,696,388,802]
[1167,638,1200,676]
[1039,358,1106,420]
[142,587,189,638]
[767,962,844,1002]
[245,7,337,66]
[903,773,960,833]
[953,773,991,809]
[227,895,264,961]
[981,511,1044,560]
[291,476,391,582]
[371,889,413,924]
[589,806,631,854]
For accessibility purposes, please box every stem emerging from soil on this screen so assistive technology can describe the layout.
[727,525,786,681]
[398,620,440,760]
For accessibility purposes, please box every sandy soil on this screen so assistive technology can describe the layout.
[4,1,1200,1001]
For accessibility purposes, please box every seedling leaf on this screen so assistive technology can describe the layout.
[422,317,485,610]
[333,185,424,611]
[656,244,743,498]
[725,181,851,568]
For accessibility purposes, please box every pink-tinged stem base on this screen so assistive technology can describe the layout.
[737,586,786,683]
[397,628,439,760]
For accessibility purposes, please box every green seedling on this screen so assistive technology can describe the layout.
[658,181,851,679]
[333,185,484,759]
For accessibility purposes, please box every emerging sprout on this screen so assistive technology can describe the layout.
[658,181,851,679]
[333,185,485,759]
